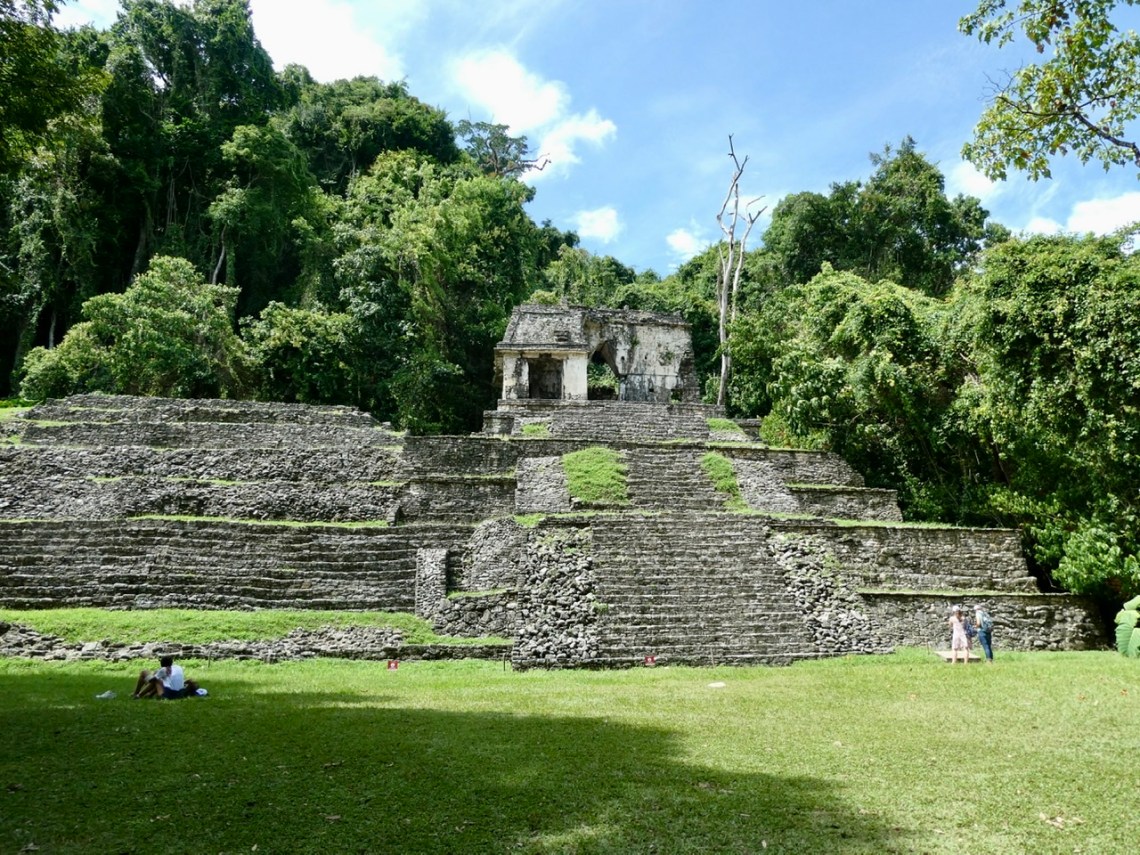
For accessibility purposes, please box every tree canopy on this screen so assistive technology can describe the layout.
[961,0,1140,179]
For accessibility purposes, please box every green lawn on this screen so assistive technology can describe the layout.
[0,649,1135,853]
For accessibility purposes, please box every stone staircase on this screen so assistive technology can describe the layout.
[587,515,821,665]
[488,400,718,442]
[625,446,728,512]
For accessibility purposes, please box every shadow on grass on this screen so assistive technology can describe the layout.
[0,670,897,854]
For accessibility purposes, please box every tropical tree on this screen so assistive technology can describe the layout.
[762,138,990,296]
[0,1,95,175]
[456,120,548,179]
[19,255,252,399]
[950,231,1140,597]
[277,74,458,194]
[961,0,1140,179]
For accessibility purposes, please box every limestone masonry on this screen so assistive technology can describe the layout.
[0,305,1106,665]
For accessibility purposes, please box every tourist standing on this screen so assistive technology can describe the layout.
[974,605,994,663]
[948,606,971,664]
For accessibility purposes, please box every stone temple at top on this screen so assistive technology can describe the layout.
[494,304,701,404]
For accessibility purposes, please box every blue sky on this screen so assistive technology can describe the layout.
[59,0,1140,275]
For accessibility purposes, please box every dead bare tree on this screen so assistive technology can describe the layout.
[715,135,766,407]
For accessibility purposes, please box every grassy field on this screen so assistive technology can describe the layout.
[0,648,1135,854]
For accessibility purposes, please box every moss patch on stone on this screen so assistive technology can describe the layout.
[561,447,630,507]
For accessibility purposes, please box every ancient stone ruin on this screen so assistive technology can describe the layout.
[0,304,1106,665]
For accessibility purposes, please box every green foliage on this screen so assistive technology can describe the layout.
[210,123,334,315]
[562,446,630,507]
[0,1,97,175]
[1116,595,1140,657]
[761,138,989,296]
[277,75,458,193]
[746,266,960,518]
[956,232,1140,597]
[456,119,538,179]
[244,303,354,405]
[538,245,637,306]
[19,256,252,399]
[756,412,827,450]
[520,422,551,438]
[961,0,1140,179]
[700,451,747,510]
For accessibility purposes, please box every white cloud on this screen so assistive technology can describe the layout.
[452,50,566,132]
[52,0,121,29]
[1024,216,1063,235]
[249,0,405,82]
[947,160,1001,202]
[532,109,616,179]
[1068,192,1140,234]
[450,48,615,181]
[666,227,708,262]
[574,207,622,243]
[1023,192,1140,236]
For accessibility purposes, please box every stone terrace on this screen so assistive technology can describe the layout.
[0,393,1108,665]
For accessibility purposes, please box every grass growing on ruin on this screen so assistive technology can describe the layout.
[700,451,748,511]
[0,608,508,647]
[0,650,1135,854]
[706,416,746,437]
[562,446,630,507]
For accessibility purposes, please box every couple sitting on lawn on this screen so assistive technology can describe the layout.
[133,655,205,699]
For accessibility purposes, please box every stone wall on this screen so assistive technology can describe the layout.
[0,621,509,663]
[859,592,1106,651]
[785,524,1038,593]
[396,476,516,523]
[0,474,404,522]
[458,519,530,591]
[514,457,571,514]
[0,445,404,484]
[30,394,384,428]
[722,445,865,487]
[0,519,471,611]
[0,472,514,525]
[431,592,518,639]
[512,526,600,668]
[785,486,902,522]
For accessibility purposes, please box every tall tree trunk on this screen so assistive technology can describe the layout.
[715,136,765,409]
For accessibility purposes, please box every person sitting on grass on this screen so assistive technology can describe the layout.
[133,654,187,700]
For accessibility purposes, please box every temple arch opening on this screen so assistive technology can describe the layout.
[587,342,621,400]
